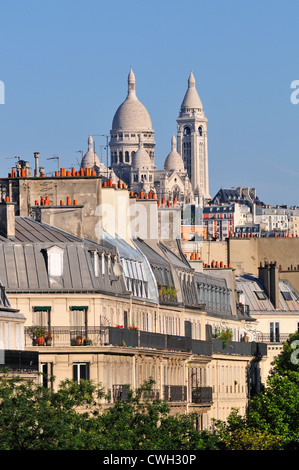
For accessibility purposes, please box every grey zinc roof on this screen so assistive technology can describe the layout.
[236,274,299,312]
[0,218,125,295]
[211,187,263,206]
[103,231,159,302]
[134,238,171,267]
[158,242,191,270]
[0,217,81,243]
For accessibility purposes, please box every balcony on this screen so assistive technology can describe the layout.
[164,385,187,402]
[0,350,39,373]
[112,384,160,402]
[24,326,267,358]
[111,384,211,406]
[25,326,213,357]
[257,333,292,344]
[191,386,213,404]
[213,339,267,357]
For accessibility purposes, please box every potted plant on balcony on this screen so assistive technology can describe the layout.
[83,338,92,345]
[27,325,47,346]
[45,331,52,346]
[75,335,83,345]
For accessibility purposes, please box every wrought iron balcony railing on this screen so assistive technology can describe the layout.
[257,333,292,344]
[191,386,213,404]
[24,326,267,358]
[164,385,187,402]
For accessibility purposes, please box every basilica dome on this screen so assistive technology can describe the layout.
[112,68,153,131]
[164,135,185,172]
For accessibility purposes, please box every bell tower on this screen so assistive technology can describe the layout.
[176,71,210,202]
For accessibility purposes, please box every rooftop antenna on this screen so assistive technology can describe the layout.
[76,150,83,168]
[47,155,60,171]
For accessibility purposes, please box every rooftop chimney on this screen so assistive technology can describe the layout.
[258,261,279,308]
[34,152,39,176]
[0,201,16,237]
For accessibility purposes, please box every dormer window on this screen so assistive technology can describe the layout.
[46,246,64,277]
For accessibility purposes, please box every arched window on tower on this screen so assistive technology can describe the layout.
[183,126,191,136]
[198,126,203,136]
[119,151,123,163]
[125,151,130,163]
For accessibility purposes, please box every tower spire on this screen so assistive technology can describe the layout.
[176,71,210,201]
[128,66,136,96]
[180,70,203,113]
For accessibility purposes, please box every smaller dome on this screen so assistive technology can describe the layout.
[164,135,185,172]
[132,134,152,169]
[81,134,101,171]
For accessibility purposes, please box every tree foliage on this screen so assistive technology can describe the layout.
[0,373,220,450]
[213,331,299,450]
[2,332,298,451]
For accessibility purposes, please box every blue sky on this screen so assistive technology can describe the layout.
[0,0,299,206]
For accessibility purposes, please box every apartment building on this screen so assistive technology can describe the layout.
[0,169,267,427]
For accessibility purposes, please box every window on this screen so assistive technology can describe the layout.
[282,291,292,301]
[198,126,203,136]
[254,291,267,300]
[270,322,280,342]
[73,363,89,383]
[183,126,191,136]
[70,307,88,344]
[40,362,53,388]
[46,246,64,277]
[33,306,51,329]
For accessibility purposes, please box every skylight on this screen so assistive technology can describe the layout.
[254,291,267,300]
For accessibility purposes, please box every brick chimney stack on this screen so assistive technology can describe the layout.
[0,200,16,237]
[258,261,279,309]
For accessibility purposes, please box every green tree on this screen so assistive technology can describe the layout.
[246,331,299,449]
[213,331,299,450]
[89,379,210,450]
[269,331,299,375]
[0,373,220,450]
[0,371,104,450]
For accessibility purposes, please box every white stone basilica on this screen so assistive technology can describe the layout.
[81,67,210,204]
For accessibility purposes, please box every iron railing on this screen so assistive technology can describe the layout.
[112,385,160,402]
[212,339,267,356]
[257,333,292,344]
[112,384,131,402]
[24,326,267,357]
[164,385,187,402]
[191,386,213,404]
[0,350,39,372]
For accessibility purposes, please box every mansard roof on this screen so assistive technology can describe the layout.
[212,187,264,206]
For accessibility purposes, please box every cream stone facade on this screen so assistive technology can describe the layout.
[0,169,268,427]
[0,282,26,351]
